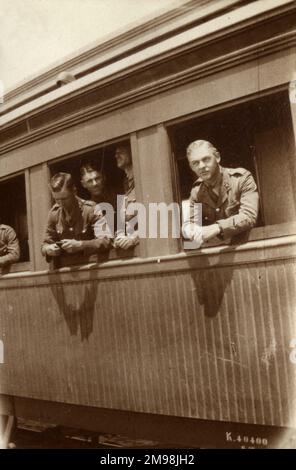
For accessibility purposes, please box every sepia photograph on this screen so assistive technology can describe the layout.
[0,0,296,455]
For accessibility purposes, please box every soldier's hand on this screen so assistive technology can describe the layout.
[46,244,62,257]
[114,235,137,250]
[202,224,221,242]
[60,239,83,253]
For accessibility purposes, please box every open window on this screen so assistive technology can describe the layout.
[48,139,139,267]
[0,173,30,272]
[50,140,127,200]
[169,90,296,247]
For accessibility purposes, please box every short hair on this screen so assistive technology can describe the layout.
[80,163,104,179]
[186,140,220,159]
[50,172,75,192]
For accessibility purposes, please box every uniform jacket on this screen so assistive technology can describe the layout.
[0,224,20,266]
[41,197,111,257]
[186,166,259,240]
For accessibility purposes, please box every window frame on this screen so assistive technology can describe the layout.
[166,86,296,253]
[46,135,141,268]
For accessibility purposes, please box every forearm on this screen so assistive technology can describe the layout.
[0,233,20,266]
[182,200,202,240]
[81,237,111,253]
[0,250,20,266]
[217,206,258,239]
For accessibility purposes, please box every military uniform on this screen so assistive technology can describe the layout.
[91,189,117,210]
[41,196,111,258]
[187,166,259,240]
[0,224,20,267]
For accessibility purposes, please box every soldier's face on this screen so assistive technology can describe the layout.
[52,189,76,211]
[188,145,220,182]
[115,147,131,170]
[81,171,104,197]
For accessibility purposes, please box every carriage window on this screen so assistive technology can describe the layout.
[170,90,296,239]
[0,174,29,263]
[48,139,139,267]
[50,140,130,200]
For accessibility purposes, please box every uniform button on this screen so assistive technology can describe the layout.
[205,216,208,220]
[216,208,220,212]
[69,227,73,231]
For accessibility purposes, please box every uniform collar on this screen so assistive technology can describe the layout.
[195,165,222,186]
[76,196,86,209]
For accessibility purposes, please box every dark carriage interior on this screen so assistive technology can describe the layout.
[49,140,131,200]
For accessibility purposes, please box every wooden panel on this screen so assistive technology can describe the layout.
[0,253,295,428]
[0,234,295,288]
[258,46,296,91]
[132,125,179,257]
[25,170,35,269]
[255,127,296,225]
[27,164,51,271]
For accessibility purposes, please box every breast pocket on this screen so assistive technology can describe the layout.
[202,204,216,225]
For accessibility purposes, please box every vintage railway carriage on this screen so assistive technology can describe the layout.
[0,0,296,448]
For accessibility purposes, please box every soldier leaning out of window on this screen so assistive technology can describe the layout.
[182,140,259,247]
[0,222,20,268]
[41,172,111,261]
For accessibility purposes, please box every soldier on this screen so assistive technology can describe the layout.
[80,163,117,240]
[0,223,20,268]
[41,172,111,260]
[182,140,259,246]
[113,145,139,250]
[80,163,117,208]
